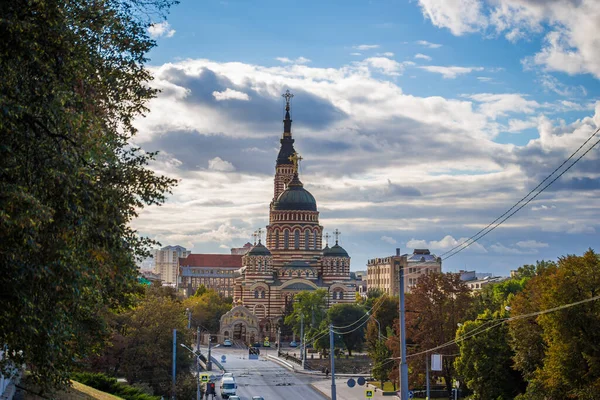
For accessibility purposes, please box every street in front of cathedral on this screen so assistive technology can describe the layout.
[210,347,400,400]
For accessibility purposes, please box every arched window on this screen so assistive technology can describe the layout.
[305,231,310,250]
[254,290,259,299]
[294,230,300,249]
[284,230,289,249]
[314,231,318,250]
[261,290,266,299]
[275,231,280,249]
[332,291,337,300]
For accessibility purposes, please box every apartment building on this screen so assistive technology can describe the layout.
[366,248,442,295]
[153,245,191,285]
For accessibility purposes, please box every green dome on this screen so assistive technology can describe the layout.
[273,174,317,211]
[248,242,271,256]
[323,243,349,258]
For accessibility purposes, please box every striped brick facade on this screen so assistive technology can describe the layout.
[219,93,355,343]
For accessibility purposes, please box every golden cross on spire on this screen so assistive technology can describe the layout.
[324,233,330,247]
[252,231,258,245]
[288,152,303,173]
[333,229,341,244]
[256,228,263,244]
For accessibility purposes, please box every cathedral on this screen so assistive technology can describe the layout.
[219,91,356,344]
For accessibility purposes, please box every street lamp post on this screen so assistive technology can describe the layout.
[180,343,203,400]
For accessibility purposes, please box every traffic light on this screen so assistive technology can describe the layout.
[207,382,215,395]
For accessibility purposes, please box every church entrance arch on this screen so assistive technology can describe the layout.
[219,305,259,346]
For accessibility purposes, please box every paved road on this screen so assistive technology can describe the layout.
[208,346,328,400]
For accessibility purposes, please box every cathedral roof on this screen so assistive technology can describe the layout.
[247,242,271,256]
[273,173,317,211]
[323,243,349,258]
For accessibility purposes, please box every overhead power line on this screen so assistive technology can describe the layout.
[440,126,600,260]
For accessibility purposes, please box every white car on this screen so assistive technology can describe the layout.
[228,396,241,400]
[223,339,233,347]
[220,376,237,399]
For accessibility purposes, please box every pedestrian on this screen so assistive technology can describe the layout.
[325,367,329,378]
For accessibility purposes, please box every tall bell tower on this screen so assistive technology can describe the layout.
[272,90,296,202]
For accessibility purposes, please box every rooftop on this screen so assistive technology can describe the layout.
[179,254,243,268]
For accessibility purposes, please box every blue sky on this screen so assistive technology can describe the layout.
[133,0,600,276]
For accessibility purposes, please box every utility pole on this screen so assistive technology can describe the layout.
[207,335,212,371]
[172,329,177,400]
[398,261,408,400]
[196,326,201,400]
[426,354,430,400]
[277,327,281,356]
[300,314,304,367]
[302,331,306,369]
[329,324,336,400]
[187,309,191,330]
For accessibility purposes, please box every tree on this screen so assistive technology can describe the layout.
[86,287,193,397]
[509,249,600,399]
[284,289,328,337]
[327,303,367,356]
[371,339,393,388]
[390,272,473,394]
[455,309,525,399]
[0,0,178,392]
[183,288,233,333]
[366,295,398,352]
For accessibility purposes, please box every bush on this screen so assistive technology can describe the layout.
[71,372,161,400]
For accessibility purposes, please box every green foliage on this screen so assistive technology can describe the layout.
[327,303,367,356]
[284,289,328,336]
[84,289,193,397]
[71,372,161,400]
[371,340,393,387]
[455,310,525,400]
[366,295,398,352]
[183,287,233,333]
[510,249,600,399]
[0,0,178,392]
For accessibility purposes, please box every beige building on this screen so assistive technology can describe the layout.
[179,254,242,298]
[367,248,442,295]
[153,245,191,285]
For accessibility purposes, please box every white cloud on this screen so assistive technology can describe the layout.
[353,44,380,51]
[363,57,405,76]
[516,240,548,249]
[381,236,397,244]
[208,157,235,172]
[416,40,442,48]
[531,204,556,211]
[507,117,538,132]
[407,235,487,253]
[417,0,600,79]
[417,0,487,35]
[477,77,493,82]
[275,56,312,64]
[377,52,395,57]
[419,65,484,79]
[540,74,587,98]
[350,52,362,56]
[468,93,540,119]
[415,53,432,61]
[148,21,176,38]
[212,88,250,101]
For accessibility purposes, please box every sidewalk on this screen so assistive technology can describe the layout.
[312,378,399,400]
